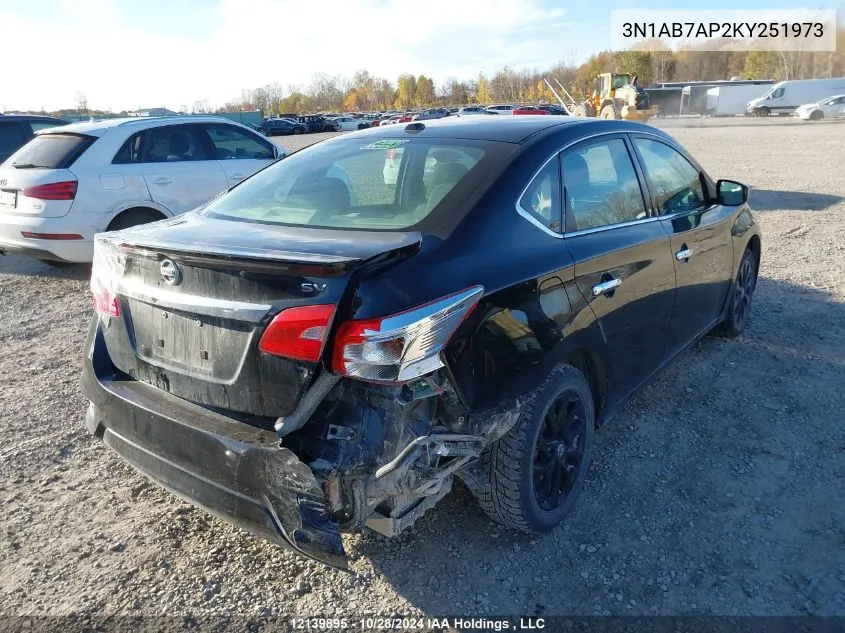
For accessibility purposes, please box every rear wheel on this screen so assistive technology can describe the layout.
[107,208,165,232]
[715,248,758,337]
[475,365,594,532]
[809,110,824,121]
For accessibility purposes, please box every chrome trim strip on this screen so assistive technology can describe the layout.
[513,128,677,239]
[118,278,272,322]
[565,215,660,238]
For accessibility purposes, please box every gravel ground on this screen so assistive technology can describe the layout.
[1,121,844,628]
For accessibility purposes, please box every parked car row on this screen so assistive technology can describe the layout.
[0,116,284,264]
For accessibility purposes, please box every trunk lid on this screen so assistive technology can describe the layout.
[94,213,421,419]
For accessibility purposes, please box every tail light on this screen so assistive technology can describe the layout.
[259,305,335,363]
[90,236,125,317]
[23,180,77,200]
[332,286,483,383]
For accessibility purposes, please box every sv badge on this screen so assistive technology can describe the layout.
[301,282,327,294]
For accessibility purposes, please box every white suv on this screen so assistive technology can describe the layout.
[0,116,283,264]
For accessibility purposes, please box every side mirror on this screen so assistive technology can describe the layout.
[716,179,748,206]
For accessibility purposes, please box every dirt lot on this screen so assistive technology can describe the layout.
[1,120,844,627]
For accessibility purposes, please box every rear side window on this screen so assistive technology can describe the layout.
[4,133,94,169]
[201,138,490,230]
[143,125,210,163]
[0,122,28,159]
[204,124,273,160]
[517,157,561,233]
[113,133,143,164]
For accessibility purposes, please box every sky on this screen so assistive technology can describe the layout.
[0,0,840,112]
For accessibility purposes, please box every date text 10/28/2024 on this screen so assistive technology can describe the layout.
[290,617,547,631]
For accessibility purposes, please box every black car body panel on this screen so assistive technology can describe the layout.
[82,117,762,565]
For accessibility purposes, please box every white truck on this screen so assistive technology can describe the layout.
[705,84,771,116]
[746,77,845,116]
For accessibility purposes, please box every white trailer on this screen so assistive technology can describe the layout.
[705,84,771,116]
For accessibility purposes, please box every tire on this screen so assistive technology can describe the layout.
[259,128,270,136]
[293,127,303,135]
[809,110,823,121]
[715,248,758,338]
[107,208,165,232]
[600,103,620,119]
[475,364,595,533]
[756,107,770,117]
[41,260,75,268]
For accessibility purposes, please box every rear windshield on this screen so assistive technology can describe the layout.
[6,133,94,169]
[201,137,494,230]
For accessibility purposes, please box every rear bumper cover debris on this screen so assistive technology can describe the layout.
[81,321,347,569]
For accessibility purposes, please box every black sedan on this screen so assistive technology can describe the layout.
[82,117,761,568]
[259,118,306,136]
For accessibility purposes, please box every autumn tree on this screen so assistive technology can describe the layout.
[415,75,436,107]
[395,74,417,109]
[475,73,490,104]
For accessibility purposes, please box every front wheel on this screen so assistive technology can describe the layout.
[715,248,758,337]
[809,110,824,121]
[756,107,770,117]
[475,365,594,533]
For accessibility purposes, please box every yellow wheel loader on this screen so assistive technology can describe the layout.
[544,74,659,122]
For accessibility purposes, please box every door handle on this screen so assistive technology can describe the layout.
[154,177,172,185]
[230,173,246,181]
[592,278,622,296]
[675,246,693,261]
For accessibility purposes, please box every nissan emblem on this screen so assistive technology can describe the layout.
[160,259,182,286]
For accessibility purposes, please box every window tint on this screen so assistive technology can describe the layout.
[562,138,647,231]
[205,124,273,160]
[113,133,143,164]
[143,125,210,163]
[633,138,705,215]
[518,156,561,233]
[5,133,94,169]
[0,122,28,158]
[201,138,489,230]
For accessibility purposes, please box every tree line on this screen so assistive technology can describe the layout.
[215,28,845,115]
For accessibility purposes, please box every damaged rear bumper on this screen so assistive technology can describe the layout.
[81,323,347,569]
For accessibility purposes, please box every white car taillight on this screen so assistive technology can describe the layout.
[90,234,126,317]
[332,286,483,383]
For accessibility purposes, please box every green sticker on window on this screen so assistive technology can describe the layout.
[361,139,409,150]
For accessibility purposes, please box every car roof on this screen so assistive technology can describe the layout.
[338,115,590,143]
[0,114,69,123]
[334,116,661,144]
[32,115,247,137]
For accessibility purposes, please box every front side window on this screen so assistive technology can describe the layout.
[143,125,211,163]
[204,124,273,160]
[562,138,647,231]
[517,156,561,233]
[770,87,785,98]
[201,138,491,230]
[633,138,705,215]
